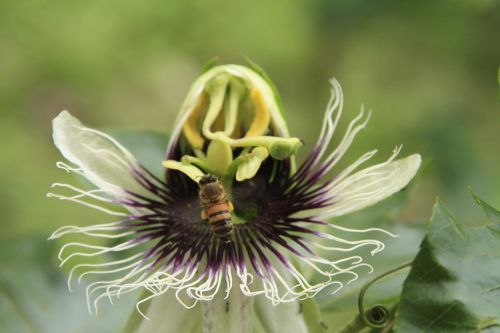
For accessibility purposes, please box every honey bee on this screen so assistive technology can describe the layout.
[198,174,234,243]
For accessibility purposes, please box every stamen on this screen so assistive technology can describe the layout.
[161,160,204,182]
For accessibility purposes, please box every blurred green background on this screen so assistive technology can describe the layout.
[0,0,499,332]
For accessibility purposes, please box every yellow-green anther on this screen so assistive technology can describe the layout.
[245,88,271,138]
[223,78,245,136]
[236,147,269,181]
[268,138,303,160]
[206,139,233,176]
[252,146,268,159]
[182,92,208,150]
[181,155,215,174]
[202,74,230,140]
[208,133,303,160]
[162,160,204,183]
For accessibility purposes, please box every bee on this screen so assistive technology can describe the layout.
[198,174,234,243]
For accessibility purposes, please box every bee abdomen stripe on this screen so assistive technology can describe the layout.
[208,212,231,222]
[206,203,229,215]
[218,232,233,240]
[208,209,229,218]
[211,219,232,229]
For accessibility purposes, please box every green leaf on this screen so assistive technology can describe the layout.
[109,130,169,179]
[0,235,138,333]
[470,189,500,224]
[395,198,500,332]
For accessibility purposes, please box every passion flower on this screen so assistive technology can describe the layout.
[49,65,420,322]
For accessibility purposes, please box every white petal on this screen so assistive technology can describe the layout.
[52,111,159,201]
[202,287,254,333]
[252,254,308,333]
[254,297,307,333]
[321,154,421,218]
[135,292,202,333]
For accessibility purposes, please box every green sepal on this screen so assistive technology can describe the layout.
[202,57,220,73]
[244,56,285,117]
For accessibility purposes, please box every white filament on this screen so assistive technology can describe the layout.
[50,213,394,317]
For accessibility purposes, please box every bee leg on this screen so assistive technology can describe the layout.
[201,209,207,220]
[228,201,234,212]
[225,301,230,313]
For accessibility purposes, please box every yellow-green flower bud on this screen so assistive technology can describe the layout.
[163,64,302,183]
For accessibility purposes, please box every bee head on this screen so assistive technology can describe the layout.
[199,174,218,186]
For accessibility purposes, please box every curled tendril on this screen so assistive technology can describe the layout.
[338,261,412,333]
